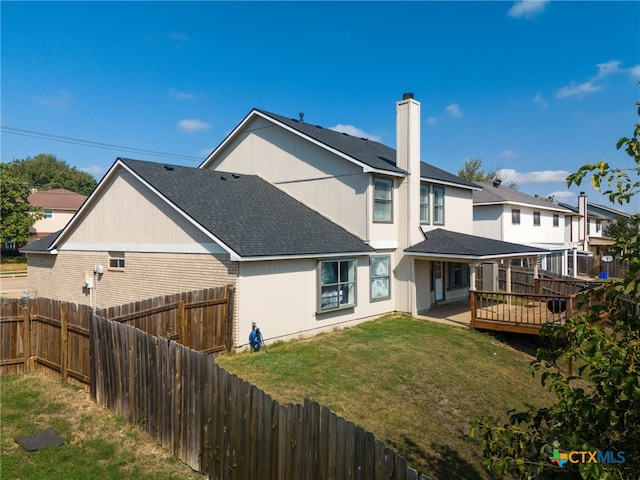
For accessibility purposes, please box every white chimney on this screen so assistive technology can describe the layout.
[578,191,588,251]
[396,93,422,247]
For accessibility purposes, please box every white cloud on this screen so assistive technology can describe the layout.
[34,90,74,109]
[629,65,640,78]
[547,190,575,202]
[169,88,195,100]
[79,165,105,178]
[426,116,438,125]
[177,119,212,132]
[445,104,463,119]
[498,150,518,160]
[329,124,381,142]
[508,1,549,19]
[533,92,548,107]
[594,60,622,80]
[555,81,600,99]
[496,168,570,185]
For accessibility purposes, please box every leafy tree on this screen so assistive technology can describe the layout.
[470,92,640,479]
[457,158,497,182]
[0,164,44,245]
[6,154,97,196]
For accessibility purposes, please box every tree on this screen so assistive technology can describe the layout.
[471,92,640,479]
[457,158,497,182]
[0,164,44,245]
[6,154,97,196]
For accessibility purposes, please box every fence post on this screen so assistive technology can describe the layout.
[23,306,32,372]
[60,302,68,384]
[469,292,476,330]
[178,300,187,347]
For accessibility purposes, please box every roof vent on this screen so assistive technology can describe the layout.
[231,174,240,179]
[299,112,304,123]
[164,165,174,171]
[220,176,227,181]
[492,179,502,188]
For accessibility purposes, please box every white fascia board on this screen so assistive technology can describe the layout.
[199,109,256,169]
[368,240,399,249]
[237,251,374,262]
[405,252,546,261]
[422,177,481,191]
[475,200,572,213]
[364,167,406,178]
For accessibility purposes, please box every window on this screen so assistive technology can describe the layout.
[419,184,430,224]
[318,259,356,311]
[512,209,521,225]
[553,214,559,227]
[370,256,391,301]
[43,209,53,219]
[109,252,125,269]
[533,211,541,226]
[448,262,469,289]
[433,186,444,225]
[373,177,393,222]
[596,220,602,232]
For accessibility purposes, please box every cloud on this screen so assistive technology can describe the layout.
[426,116,438,125]
[507,0,549,19]
[556,60,638,99]
[496,168,570,185]
[34,90,74,109]
[177,119,212,132]
[547,190,575,202]
[169,88,195,100]
[498,150,518,160]
[169,32,189,42]
[329,124,381,142]
[445,104,463,118]
[533,92,548,107]
[79,165,105,178]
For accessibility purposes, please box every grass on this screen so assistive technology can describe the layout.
[217,314,557,480]
[0,373,205,480]
[1,256,27,275]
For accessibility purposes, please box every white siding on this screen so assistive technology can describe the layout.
[30,210,76,236]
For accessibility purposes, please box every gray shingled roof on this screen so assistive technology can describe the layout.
[473,181,572,211]
[20,231,62,253]
[257,110,480,189]
[405,228,549,258]
[120,158,373,258]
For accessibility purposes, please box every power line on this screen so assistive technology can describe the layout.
[1,125,204,162]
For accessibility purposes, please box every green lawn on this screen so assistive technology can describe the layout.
[0,374,205,480]
[217,314,557,480]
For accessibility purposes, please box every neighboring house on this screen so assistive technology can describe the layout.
[559,192,632,257]
[472,180,575,275]
[28,188,87,240]
[23,94,548,348]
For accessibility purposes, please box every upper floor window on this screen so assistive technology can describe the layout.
[373,177,393,223]
[533,211,541,226]
[43,209,53,219]
[318,259,357,312]
[370,256,391,301]
[420,184,430,224]
[553,214,559,227]
[433,186,444,225]
[596,220,602,232]
[512,209,521,225]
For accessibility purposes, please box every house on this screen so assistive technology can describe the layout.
[28,188,87,240]
[22,94,549,348]
[559,192,632,257]
[472,180,575,275]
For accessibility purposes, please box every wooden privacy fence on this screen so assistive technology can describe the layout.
[90,314,430,480]
[0,286,233,384]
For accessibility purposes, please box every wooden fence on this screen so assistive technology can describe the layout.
[0,286,233,383]
[90,314,430,480]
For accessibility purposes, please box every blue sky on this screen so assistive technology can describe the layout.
[2,1,639,213]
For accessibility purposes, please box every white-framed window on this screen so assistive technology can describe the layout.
[512,209,521,225]
[433,186,444,225]
[318,259,356,312]
[373,177,393,223]
[553,214,559,227]
[370,255,391,301]
[43,209,53,219]
[596,220,602,232]
[533,211,541,226]
[420,184,430,224]
[109,251,125,269]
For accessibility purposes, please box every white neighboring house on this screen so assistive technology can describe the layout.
[28,188,87,241]
[472,180,575,275]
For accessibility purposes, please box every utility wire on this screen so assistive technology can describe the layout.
[1,125,204,162]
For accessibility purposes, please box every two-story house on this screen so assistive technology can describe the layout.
[28,188,87,241]
[472,180,574,275]
[23,94,548,347]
